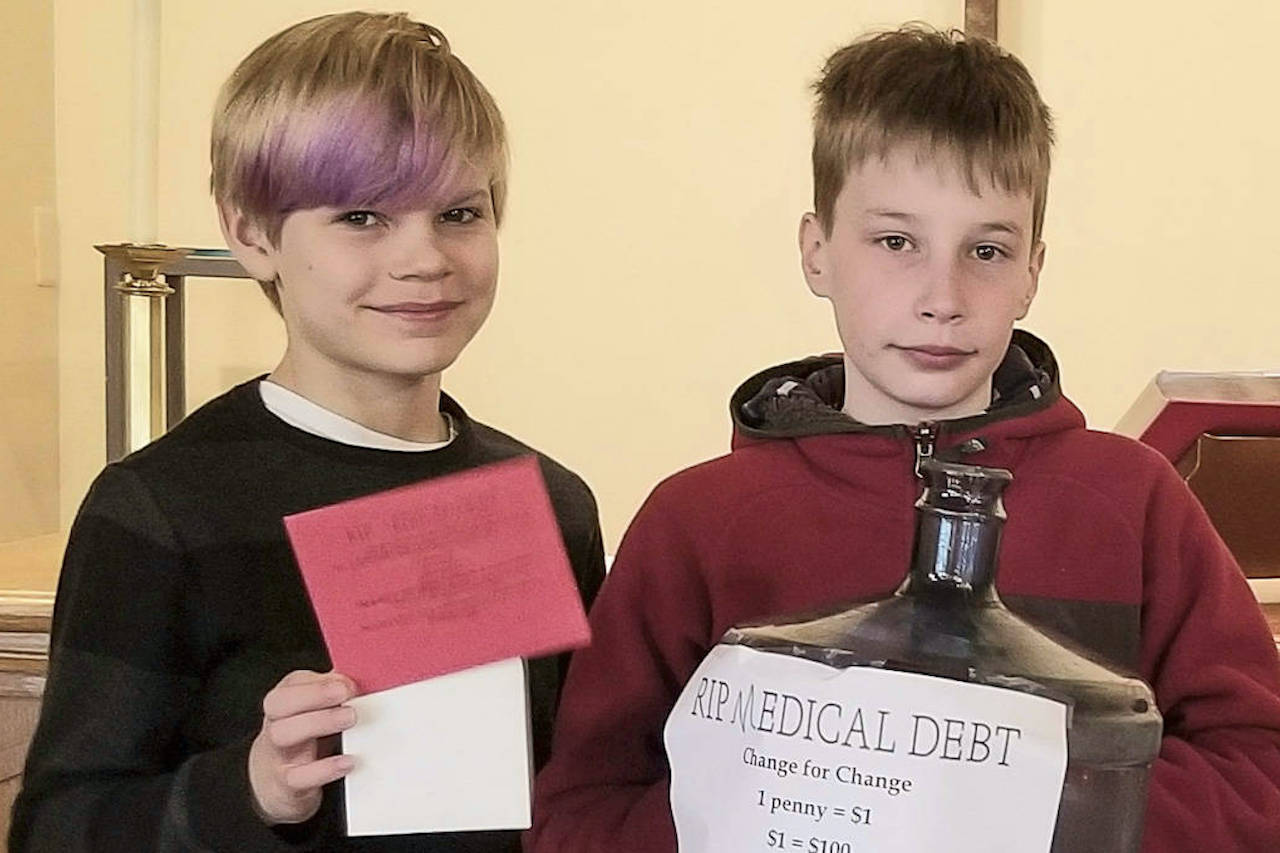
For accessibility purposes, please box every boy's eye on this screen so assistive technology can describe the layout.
[973,244,1005,261]
[338,210,382,228]
[878,235,911,252]
[440,207,482,224]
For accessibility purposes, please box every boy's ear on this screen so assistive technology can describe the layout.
[1017,240,1046,320]
[218,204,279,283]
[799,212,830,298]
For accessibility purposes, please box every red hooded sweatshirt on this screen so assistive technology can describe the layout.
[530,333,1280,852]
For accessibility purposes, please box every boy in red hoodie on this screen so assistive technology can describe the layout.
[530,25,1280,852]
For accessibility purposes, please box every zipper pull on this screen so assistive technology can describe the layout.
[911,421,939,478]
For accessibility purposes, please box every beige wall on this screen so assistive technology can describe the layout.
[54,0,134,538]
[0,0,58,543]
[52,1,1280,551]
[1001,2,1280,426]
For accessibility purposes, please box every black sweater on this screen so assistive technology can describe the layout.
[10,380,606,852]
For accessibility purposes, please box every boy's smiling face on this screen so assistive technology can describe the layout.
[224,164,499,392]
[799,145,1044,426]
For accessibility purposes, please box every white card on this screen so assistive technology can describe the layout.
[343,657,532,836]
[665,645,1069,853]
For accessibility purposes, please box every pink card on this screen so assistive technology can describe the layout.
[283,456,591,694]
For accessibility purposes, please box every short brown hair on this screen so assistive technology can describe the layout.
[811,25,1053,240]
[210,12,508,309]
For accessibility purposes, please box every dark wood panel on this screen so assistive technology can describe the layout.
[965,0,998,41]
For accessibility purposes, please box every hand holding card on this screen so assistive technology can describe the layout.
[282,455,594,836]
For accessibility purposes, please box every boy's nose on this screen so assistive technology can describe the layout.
[916,261,966,323]
[389,221,449,282]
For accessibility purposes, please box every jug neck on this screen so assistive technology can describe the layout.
[899,459,1011,602]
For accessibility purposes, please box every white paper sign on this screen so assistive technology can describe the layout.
[344,657,531,836]
[664,645,1068,853]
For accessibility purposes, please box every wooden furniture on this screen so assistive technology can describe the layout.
[965,0,997,40]
[0,534,60,848]
[1266,604,1280,651]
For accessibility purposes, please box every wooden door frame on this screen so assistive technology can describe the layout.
[965,0,997,41]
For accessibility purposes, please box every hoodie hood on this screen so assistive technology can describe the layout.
[731,330,1070,442]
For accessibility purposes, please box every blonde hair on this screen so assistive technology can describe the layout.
[812,25,1053,240]
[210,12,508,309]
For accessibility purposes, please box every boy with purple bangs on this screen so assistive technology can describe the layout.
[11,12,604,852]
